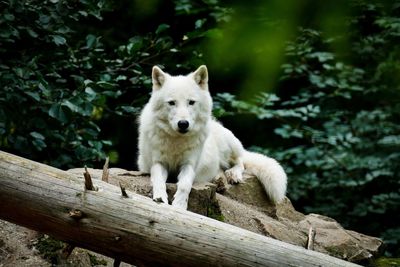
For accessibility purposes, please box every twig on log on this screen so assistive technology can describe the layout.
[69,209,83,220]
[102,157,110,183]
[83,166,96,191]
[306,227,316,250]
[114,259,121,267]
[119,182,129,198]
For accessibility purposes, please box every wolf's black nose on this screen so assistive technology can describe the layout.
[177,120,189,132]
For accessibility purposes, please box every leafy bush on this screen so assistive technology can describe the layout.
[0,0,117,167]
[0,0,223,168]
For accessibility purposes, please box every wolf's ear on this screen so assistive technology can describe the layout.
[193,65,208,90]
[152,66,167,90]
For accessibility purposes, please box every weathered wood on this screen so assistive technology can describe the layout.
[102,157,110,183]
[83,166,96,191]
[0,150,361,267]
[306,227,316,250]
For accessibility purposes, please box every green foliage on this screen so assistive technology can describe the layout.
[0,0,222,168]
[370,257,400,267]
[215,2,400,256]
[88,253,107,266]
[34,234,64,264]
[0,0,115,167]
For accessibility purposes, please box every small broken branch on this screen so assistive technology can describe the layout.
[306,227,316,250]
[113,259,121,267]
[119,182,129,198]
[84,166,96,191]
[102,157,110,183]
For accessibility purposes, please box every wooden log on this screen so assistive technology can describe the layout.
[0,150,361,267]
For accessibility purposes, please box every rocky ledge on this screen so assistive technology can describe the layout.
[0,168,384,266]
[67,168,384,265]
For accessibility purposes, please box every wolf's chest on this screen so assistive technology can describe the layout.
[153,136,203,170]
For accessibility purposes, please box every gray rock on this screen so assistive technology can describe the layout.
[218,174,384,263]
[67,168,383,263]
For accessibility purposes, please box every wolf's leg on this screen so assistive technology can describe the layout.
[151,163,169,204]
[225,157,244,184]
[172,165,195,209]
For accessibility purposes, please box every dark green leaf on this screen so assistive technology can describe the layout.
[25,92,41,101]
[86,34,97,48]
[52,35,66,46]
[155,24,170,35]
[48,104,67,123]
[30,131,45,140]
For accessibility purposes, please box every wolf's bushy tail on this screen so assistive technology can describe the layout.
[243,151,287,203]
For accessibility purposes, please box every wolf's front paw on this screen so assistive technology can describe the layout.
[172,192,189,210]
[225,168,243,184]
[152,190,169,204]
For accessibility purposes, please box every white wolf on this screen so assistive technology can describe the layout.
[137,65,287,209]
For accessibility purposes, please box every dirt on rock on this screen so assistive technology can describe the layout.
[0,220,49,267]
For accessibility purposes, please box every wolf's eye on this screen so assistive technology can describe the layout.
[188,100,196,105]
[167,100,176,106]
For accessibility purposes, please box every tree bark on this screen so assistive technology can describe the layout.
[0,150,360,267]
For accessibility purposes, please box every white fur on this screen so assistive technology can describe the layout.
[138,65,287,209]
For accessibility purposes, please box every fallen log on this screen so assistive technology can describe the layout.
[0,150,360,267]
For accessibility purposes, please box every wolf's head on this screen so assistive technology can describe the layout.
[149,65,212,136]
